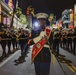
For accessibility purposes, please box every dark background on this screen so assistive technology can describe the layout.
[18,0,76,20]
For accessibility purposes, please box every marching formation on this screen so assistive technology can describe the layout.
[0,28,30,62]
[0,12,76,75]
[52,27,76,56]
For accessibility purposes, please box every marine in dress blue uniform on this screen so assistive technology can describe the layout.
[0,31,7,58]
[28,13,53,75]
[73,28,76,54]
[18,30,28,62]
[53,29,61,56]
[67,29,73,52]
[6,32,12,55]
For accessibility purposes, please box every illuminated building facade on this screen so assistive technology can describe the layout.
[0,0,13,28]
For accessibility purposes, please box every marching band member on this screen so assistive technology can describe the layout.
[0,31,7,58]
[6,31,12,55]
[67,29,73,52]
[11,31,17,52]
[53,29,60,56]
[73,27,76,54]
[17,30,29,62]
[28,13,53,75]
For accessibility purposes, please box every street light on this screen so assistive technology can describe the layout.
[33,22,39,27]
[33,21,40,30]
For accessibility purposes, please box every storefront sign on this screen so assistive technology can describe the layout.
[70,14,73,22]
[74,4,76,14]
[0,5,2,23]
[0,15,1,23]
[7,17,10,25]
[3,17,7,24]
[74,4,76,27]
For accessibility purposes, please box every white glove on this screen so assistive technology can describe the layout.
[33,31,46,43]
[39,31,46,38]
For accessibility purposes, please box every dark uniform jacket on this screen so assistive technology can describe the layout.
[73,31,76,41]
[0,33,7,44]
[53,31,60,43]
[11,34,16,42]
[18,33,28,44]
[29,29,53,62]
[67,32,73,41]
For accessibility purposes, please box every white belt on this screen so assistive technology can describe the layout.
[44,45,50,48]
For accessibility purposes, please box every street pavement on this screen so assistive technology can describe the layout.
[0,45,76,75]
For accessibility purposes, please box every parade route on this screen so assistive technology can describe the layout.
[0,46,76,75]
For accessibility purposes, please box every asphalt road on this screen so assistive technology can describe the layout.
[0,46,76,75]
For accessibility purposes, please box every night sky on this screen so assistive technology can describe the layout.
[18,0,76,20]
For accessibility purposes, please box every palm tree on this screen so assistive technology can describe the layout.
[15,7,28,28]
[19,14,28,27]
[48,13,55,27]
[48,13,54,22]
[15,7,22,18]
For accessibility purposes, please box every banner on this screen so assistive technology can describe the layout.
[32,38,46,62]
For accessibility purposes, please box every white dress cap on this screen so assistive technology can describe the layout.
[35,13,48,19]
